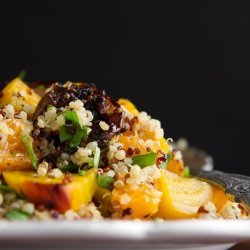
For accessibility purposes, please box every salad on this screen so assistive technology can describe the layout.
[0,78,249,221]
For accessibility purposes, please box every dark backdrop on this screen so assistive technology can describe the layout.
[0,1,250,174]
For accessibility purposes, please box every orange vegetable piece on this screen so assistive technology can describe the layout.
[156,170,213,219]
[111,184,162,219]
[211,186,229,212]
[3,168,97,213]
[0,118,33,170]
[118,98,139,115]
[117,98,169,155]
[0,78,40,117]
[167,158,185,176]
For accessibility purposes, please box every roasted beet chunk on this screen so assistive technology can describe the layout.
[32,82,125,165]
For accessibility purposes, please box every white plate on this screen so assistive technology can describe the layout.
[0,220,250,250]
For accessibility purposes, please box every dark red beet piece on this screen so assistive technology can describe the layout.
[32,82,126,164]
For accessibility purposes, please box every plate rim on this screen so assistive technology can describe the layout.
[0,219,249,243]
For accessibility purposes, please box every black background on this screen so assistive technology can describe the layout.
[0,1,250,174]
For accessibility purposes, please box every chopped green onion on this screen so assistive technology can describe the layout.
[97,175,114,190]
[69,127,88,148]
[21,135,38,169]
[47,105,57,112]
[90,146,101,168]
[78,169,86,176]
[64,110,82,128]
[132,151,157,168]
[183,166,191,178]
[17,70,27,80]
[59,163,79,173]
[59,125,88,148]
[0,184,13,193]
[59,109,88,147]
[5,209,30,221]
[161,152,172,169]
[93,146,100,168]
[0,184,23,198]
[59,126,73,143]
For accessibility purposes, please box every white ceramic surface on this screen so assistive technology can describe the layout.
[0,220,249,250]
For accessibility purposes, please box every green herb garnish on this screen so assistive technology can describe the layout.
[21,135,38,169]
[5,209,30,221]
[0,185,24,199]
[93,146,101,168]
[64,110,82,128]
[183,166,191,178]
[69,127,88,148]
[97,175,114,190]
[59,110,88,148]
[17,70,27,80]
[0,184,13,193]
[59,162,79,173]
[59,126,73,143]
[132,151,157,168]
[89,146,101,168]
[59,126,88,148]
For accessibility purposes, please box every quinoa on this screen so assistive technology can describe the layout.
[0,81,249,221]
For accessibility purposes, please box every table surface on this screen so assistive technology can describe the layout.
[230,242,250,250]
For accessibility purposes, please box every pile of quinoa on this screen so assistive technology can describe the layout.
[0,81,249,221]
